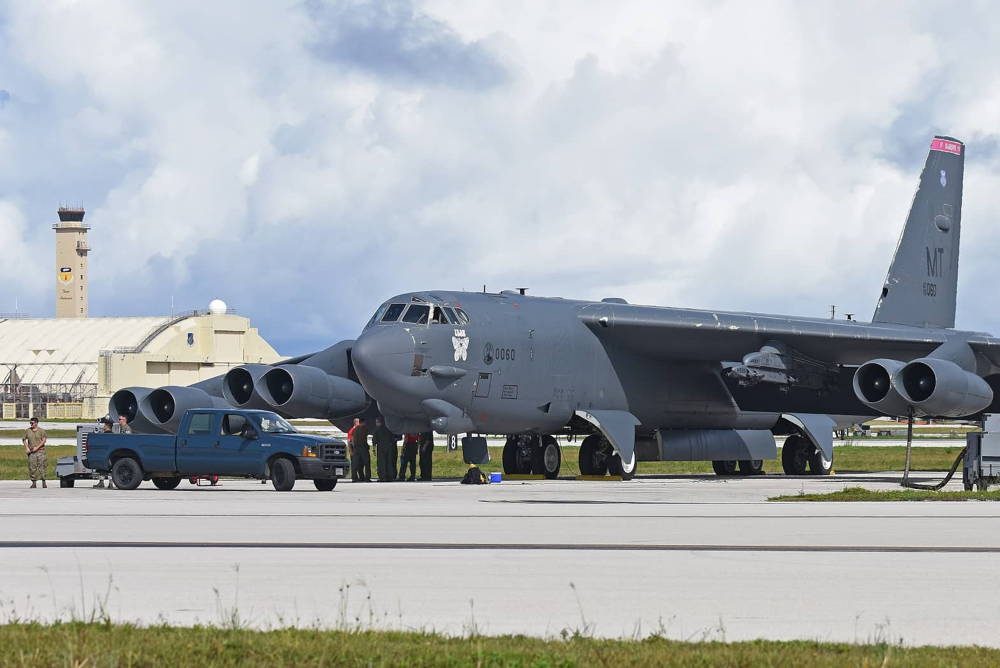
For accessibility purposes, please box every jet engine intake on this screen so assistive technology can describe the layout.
[109,387,169,434]
[259,364,368,419]
[895,357,993,418]
[852,359,910,416]
[222,364,274,409]
[142,386,228,433]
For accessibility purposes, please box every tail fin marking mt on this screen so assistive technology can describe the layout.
[872,135,964,329]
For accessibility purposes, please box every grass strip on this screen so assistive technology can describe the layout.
[1,623,999,667]
[771,486,1000,502]
[0,429,78,439]
[401,445,967,479]
[0,445,75,480]
[0,445,969,481]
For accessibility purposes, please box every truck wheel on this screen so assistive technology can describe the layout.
[152,476,182,490]
[270,458,296,491]
[111,457,143,490]
[59,477,74,488]
[314,479,337,491]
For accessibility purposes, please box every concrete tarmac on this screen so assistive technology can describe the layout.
[0,473,997,646]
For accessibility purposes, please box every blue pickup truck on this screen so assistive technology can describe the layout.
[83,409,349,491]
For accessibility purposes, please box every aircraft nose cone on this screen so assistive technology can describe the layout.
[352,327,416,398]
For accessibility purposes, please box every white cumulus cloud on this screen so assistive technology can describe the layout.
[1,0,999,353]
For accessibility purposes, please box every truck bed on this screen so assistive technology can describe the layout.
[84,432,177,473]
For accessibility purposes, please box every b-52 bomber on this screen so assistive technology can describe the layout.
[113,136,1000,479]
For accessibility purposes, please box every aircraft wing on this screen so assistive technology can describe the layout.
[580,305,1000,415]
[578,304,955,366]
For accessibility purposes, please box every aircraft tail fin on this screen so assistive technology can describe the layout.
[872,136,964,329]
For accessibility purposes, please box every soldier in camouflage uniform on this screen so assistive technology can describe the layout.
[22,417,47,488]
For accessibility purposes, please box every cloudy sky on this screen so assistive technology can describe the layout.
[2,1,999,354]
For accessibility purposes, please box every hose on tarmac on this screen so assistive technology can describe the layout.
[901,446,967,491]
[900,408,968,491]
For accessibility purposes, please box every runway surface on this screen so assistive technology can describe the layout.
[0,472,997,646]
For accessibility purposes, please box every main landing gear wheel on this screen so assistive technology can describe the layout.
[712,460,738,476]
[782,434,830,475]
[502,435,536,475]
[608,453,636,481]
[808,448,833,476]
[314,478,337,491]
[532,435,562,479]
[738,460,765,476]
[579,434,610,476]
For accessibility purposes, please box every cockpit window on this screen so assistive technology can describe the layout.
[441,306,458,324]
[365,304,388,329]
[401,304,430,324]
[430,306,451,324]
[454,308,471,324]
[381,303,406,322]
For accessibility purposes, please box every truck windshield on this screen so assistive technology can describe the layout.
[256,413,297,433]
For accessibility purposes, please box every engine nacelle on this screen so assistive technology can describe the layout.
[895,357,993,418]
[222,364,274,409]
[142,386,229,433]
[259,364,368,419]
[853,359,910,416]
[109,387,170,434]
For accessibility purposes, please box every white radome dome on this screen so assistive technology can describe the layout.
[208,299,228,315]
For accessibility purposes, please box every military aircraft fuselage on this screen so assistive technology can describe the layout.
[350,289,998,438]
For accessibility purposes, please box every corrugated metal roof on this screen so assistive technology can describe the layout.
[0,317,173,386]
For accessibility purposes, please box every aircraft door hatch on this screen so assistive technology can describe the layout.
[475,372,492,398]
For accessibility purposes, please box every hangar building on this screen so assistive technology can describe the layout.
[0,302,281,420]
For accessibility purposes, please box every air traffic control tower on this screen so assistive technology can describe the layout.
[53,207,90,318]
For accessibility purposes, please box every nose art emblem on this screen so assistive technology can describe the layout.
[452,329,469,362]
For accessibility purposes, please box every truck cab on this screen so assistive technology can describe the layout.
[83,408,349,491]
